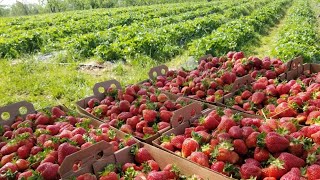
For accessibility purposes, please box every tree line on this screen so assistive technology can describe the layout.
[0,0,206,17]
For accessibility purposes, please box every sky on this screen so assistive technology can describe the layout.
[0,0,39,5]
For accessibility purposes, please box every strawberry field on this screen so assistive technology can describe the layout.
[0,0,320,179]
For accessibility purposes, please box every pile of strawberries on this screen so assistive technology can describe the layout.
[0,107,135,179]
[85,85,192,139]
[228,71,320,125]
[159,106,320,179]
[146,51,287,102]
[77,145,204,180]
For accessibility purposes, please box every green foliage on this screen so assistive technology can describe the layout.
[188,0,291,58]
[271,0,320,62]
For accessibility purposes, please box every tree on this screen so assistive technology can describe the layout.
[11,1,29,16]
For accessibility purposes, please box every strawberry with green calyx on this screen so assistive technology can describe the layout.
[142,160,159,173]
[170,134,185,150]
[201,143,214,157]
[262,156,288,179]
[188,151,210,167]
[198,115,219,131]
[99,164,118,180]
[163,164,180,179]
[123,167,138,180]
[181,133,201,158]
[160,135,174,151]
[130,145,153,164]
[211,141,239,164]
[278,152,305,170]
[264,132,289,153]
[307,164,320,180]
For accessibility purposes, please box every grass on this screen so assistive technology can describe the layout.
[0,55,160,110]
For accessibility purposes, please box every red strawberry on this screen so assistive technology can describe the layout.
[254,147,270,162]
[181,138,199,158]
[88,98,100,108]
[0,143,18,156]
[262,158,288,179]
[76,173,97,180]
[35,115,50,125]
[241,90,252,100]
[307,164,320,180]
[188,152,209,167]
[51,107,66,118]
[199,115,219,131]
[252,92,266,105]
[142,109,157,123]
[145,160,159,171]
[57,142,79,165]
[147,171,170,180]
[16,159,30,171]
[228,126,243,139]
[280,168,301,180]
[233,139,248,155]
[171,135,185,149]
[159,110,173,122]
[36,162,59,180]
[240,163,262,179]
[132,147,153,164]
[119,100,130,112]
[18,170,33,179]
[265,132,289,153]
[278,152,305,170]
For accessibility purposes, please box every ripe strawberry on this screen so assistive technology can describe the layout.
[35,115,50,125]
[142,109,157,123]
[265,132,289,153]
[160,138,175,152]
[228,126,243,139]
[252,92,266,105]
[0,143,18,155]
[307,164,320,180]
[1,153,15,166]
[233,139,248,155]
[181,138,199,158]
[131,146,153,164]
[199,115,219,131]
[240,163,262,179]
[16,159,30,171]
[157,93,168,103]
[280,167,301,180]
[100,164,118,180]
[217,117,237,132]
[18,170,33,179]
[159,110,173,122]
[246,132,260,148]
[76,173,97,180]
[254,147,270,162]
[36,162,59,180]
[171,135,185,150]
[278,152,305,170]
[241,90,252,100]
[0,162,17,174]
[147,171,170,180]
[145,160,159,172]
[88,98,100,108]
[119,100,130,112]
[188,152,210,167]
[262,158,288,179]
[57,142,79,165]
[51,107,66,118]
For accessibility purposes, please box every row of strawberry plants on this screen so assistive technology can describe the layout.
[94,0,262,61]
[271,0,320,62]
[0,1,217,58]
[66,0,253,59]
[49,0,240,56]
[188,0,291,59]
[0,1,213,33]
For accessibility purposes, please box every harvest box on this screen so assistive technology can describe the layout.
[92,141,229,180]
[153,103,263,179]
[0,101,137,179]
[76,79,204,143]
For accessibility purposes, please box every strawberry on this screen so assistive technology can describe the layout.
[278,152,305,169]
[99,164,118,180]
[160,136,175,152]
[131,146,153,164]
[199,115,219,131]
[252,92,266,105]
[210,161,226,174]
[159,110,173,123]
[36,162,59,180]
[233,139,248,155]
[35,115,50,125]
[16,159,30,171]
[280,168,301,180]
[77,173,97,180]
[307,164,320,180]
[147,171,170,180]
[241,90,252,100]
[181,138,199,158]
[228,126,243,139]
[88,98,100,108]
[142,109,157,123]
[18,170,33,179]
[51,107,66,118]
[188,152,209,167]
[0,162,17,174]
[119,100,130,112]
[144,160,159,172]
[262,158,288,179]
[0,143,18,156]
[240,163,262,179]
[254,147,270,162]
[57,142,79,165]
[171,135,185,150]
[265,132,289,153]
